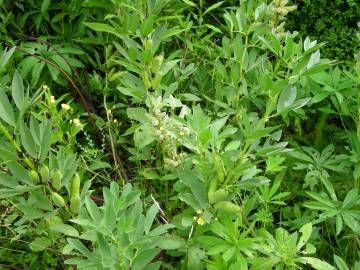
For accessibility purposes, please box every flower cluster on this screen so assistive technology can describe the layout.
[268,0,296,37]
[146,95,190,169]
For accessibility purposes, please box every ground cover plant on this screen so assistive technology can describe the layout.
[0,0,359,269]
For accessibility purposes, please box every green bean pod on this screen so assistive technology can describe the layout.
[209,189,229,204]
[40,165,49,183]
[213,152,225,183]
[70,173,81,198]
[214,201,242,213]
[70,195,81,214]
[208,177,218,204]
[51,169,62,191]
[28,170,40,184]
[51,192,65,208]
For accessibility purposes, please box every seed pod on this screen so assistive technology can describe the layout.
[71,173,81,198]
[208,178,218,204]
[51,192,65,208]
[213,153,225,183]
[142,71,152,89]
[151,71,163,89]
[51,169,62,191]
[152,55,164,74]
[70,195,81,214]
[28,170,40,184]
[40,165,49,183]
[214,201,242,213]
[209,189,228,204]
[144,38,153,49]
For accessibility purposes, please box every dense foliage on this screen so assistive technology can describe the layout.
[0,0,359,269]
[286,0,360,65]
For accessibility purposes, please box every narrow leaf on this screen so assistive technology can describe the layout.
[12,70,25,111]
[0,89,15,126]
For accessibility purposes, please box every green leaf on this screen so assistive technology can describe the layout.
[288,151,313,163]
[187,247,206,270]
[229,255,248,270]
[89,161,112,171]
[50,55,72,75]
[297,223,312,250]
[31,62,46,86]
[305,192,335,209]
[319,175,337,202]
[7,161,33,185]
[178,168,208,208]
[39,120,52,163]
[67,238,92,257]
[334,255,350,270]
[342,212,360,234]
[182,0,197,7]
[302,61,331,77]
[223,246,236,261]
[144,203,159,234]
[83,22,122,38]
[258,36,277,55]
[134,125,155,149]
[29,237,51,252]
[342,189,358,209]
[47,63,65,85]
[126,108,148,123]
[283,37,295,60]
[203,1,224,16]
[41,0,51,13]
[304,37,317,51]
[335,215,343,236]
[298,257,335,270]
[0,172,18,188]
[277,86,297,113]
[141,16,154,37]
[131,248,160,270]
[307,50,320,69]
[0,46,16,69]
[12,71,25,111]
[158,236,186,250]
[50,223,79,237]
[0,89,15,126]
[20,122,37,158]
[85,196,102,227]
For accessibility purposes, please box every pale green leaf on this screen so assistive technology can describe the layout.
[50,223,79,237]
[0,89,15,126]
[29,237,51,252]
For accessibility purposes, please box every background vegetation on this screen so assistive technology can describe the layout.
[287,0,360,65]
[0,0,359,269]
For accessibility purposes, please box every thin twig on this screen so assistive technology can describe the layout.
[15,33,96,111]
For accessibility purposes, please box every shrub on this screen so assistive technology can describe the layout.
[286,0,360,65]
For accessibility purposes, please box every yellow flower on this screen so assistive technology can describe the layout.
[197,217,205,226]
[50,96,56,104]
[61,103,71,111]
[72,118,81,127]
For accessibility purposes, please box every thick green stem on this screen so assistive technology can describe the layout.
[224,95,278,187]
